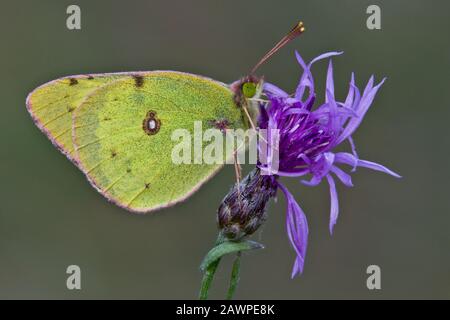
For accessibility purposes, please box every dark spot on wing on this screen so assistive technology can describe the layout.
[103,116,111,121]
[126,168,132,173]
[68,106,75,113]
[210,119,230,132]
[143,110,161,135]
[69,78,78,86]
[133,75,144,88]
[111,150,117,158]
[144,183,150,189]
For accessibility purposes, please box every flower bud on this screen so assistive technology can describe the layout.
[217,168,278,240]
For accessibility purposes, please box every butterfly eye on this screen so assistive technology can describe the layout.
[242,82,257,98]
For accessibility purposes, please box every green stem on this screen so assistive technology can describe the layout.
[198,234,225,300]
[226,252,241,300]
[199,258,221,300]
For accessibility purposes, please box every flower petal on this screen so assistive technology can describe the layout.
[263,82,289,98]
[258,103,269,129]
[326,90,340,146]
[294,50,315,101]
[362,75,374,99]
[347,136,359,172]
[325,60,335,103]
[334,152,358,167]
[301,175,322,186]
[330,165,353,187]
[334,152,401,178]
[326,174,339,234]
[285,108,309,116]
[309,51,343,65]
[337,77,386,144]
[343,73,355,109]
[357,159,402,178]
[278,182,309,277]
[295,51,343,104]
[274,169,309,177]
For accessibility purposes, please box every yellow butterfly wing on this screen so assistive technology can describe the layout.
[27,71,248,213]
[26,74,122,163]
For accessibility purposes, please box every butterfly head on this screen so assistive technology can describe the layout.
[230,75,263,128]
[232,75,262,102]
[241,78,259,99]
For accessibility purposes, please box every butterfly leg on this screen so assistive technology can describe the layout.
[232,141,244,208]
[242,101,270,147]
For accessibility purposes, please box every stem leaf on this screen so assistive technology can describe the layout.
[200,240,264,272]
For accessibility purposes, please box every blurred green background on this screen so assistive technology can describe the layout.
[0,0,449,299]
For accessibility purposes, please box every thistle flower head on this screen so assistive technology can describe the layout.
[217,168,277,240]
[257,51,401,277]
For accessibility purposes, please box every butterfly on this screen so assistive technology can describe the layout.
[26,22,304,213]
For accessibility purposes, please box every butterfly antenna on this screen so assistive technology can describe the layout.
[250,21,305,75]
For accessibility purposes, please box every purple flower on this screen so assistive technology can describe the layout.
[258,51,401,277]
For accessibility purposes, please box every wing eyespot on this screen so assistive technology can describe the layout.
[142,110,161,135]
